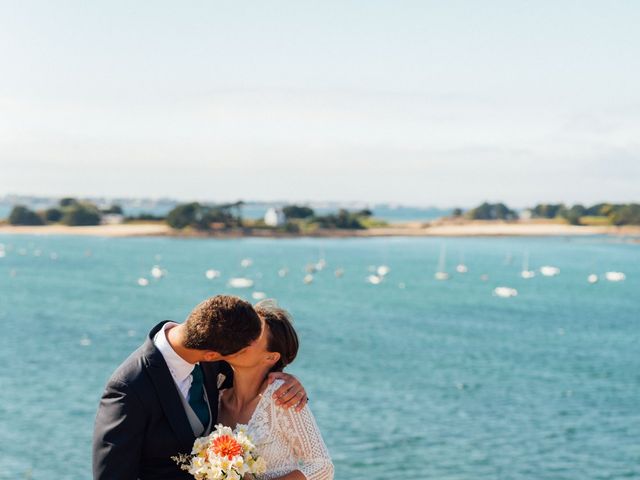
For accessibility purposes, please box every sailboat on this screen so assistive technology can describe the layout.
[493,286,518,298]
[435,245,450,280]
[540,265,560,277]
[455,252,468,273]
[520,251,535,279]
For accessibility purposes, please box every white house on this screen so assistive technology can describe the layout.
[264,207,286,227]
[102,213,125,224]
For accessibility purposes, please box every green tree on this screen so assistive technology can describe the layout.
[585,203,609,216]
[356,208,373,217]
[102,204,124,215]
[561,204,586,225]
[61,203,102,226]
[44,208,63,223]
[59,197,78,208]
[8,205,44,226]
[608,204,640,225]
[166,203,240,230]
[312,209,365,229]
[283,205,315,219]
[202,207,236,229]
[166,202,202,229]
[531,204,565,219]
[466,202,518,220]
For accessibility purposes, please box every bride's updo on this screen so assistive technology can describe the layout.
[254,300,299,373]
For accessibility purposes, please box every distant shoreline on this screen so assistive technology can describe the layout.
[1,220,639,239]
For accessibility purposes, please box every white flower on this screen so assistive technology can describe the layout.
[175,424,267,480]
[253,456,267,475]
[226,470,241,480]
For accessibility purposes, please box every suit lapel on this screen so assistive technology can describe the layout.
[143,322,195,447]
[201,362,223,426]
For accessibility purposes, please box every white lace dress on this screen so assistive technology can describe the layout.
[227,379,334,480]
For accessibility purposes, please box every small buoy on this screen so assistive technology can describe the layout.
[303,274,314,284]
[605,271,625,282]
[278,268,289,277]
[205,269,221,280]
[150,266,164,279]
[587,274,599,284]
[455,264,468,273]
[377,265,390,277]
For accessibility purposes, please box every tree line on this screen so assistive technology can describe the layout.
[7,199,377,231]
[7,198,119,226]
[165,203,375,231]
[453,202,640,225]
[8,199,640,228]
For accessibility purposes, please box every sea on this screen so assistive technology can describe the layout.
[0,234,638,479]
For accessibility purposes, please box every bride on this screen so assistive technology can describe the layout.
[217,301,334,480]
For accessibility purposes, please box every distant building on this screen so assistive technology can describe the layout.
[102,214,125,225]
[520,209,533,220]
[264,207,285,227]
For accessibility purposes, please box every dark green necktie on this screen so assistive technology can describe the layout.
[188,364,210,428]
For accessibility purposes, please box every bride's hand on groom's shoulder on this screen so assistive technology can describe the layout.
[268,372,308,412]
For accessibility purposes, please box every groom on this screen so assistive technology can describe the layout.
[93,295,308,479]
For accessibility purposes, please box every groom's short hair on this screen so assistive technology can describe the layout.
[183,295,261,355]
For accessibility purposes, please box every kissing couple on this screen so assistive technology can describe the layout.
[93,294,334,480]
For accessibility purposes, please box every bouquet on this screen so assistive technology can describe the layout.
[173,424,267,480]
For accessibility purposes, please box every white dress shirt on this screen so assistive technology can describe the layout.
[153,322,196,401]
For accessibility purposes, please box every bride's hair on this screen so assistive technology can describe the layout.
[254,300,299,372]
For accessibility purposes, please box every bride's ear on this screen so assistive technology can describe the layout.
[266,352,281,364]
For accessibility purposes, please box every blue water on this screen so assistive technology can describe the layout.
[0,235,638,479]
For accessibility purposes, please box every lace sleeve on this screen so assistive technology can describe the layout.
[274,399,334,480]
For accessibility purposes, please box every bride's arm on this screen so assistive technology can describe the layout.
[246,471,305,480]
[272,401,334,480]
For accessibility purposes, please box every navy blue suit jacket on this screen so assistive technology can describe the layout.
[92,321,233,479]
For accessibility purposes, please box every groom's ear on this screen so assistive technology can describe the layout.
[202,350,224,362]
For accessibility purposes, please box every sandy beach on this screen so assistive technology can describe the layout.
[0,223,172,237]
[1,221,639,238]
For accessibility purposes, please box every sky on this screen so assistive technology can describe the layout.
[0,0,638,207]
